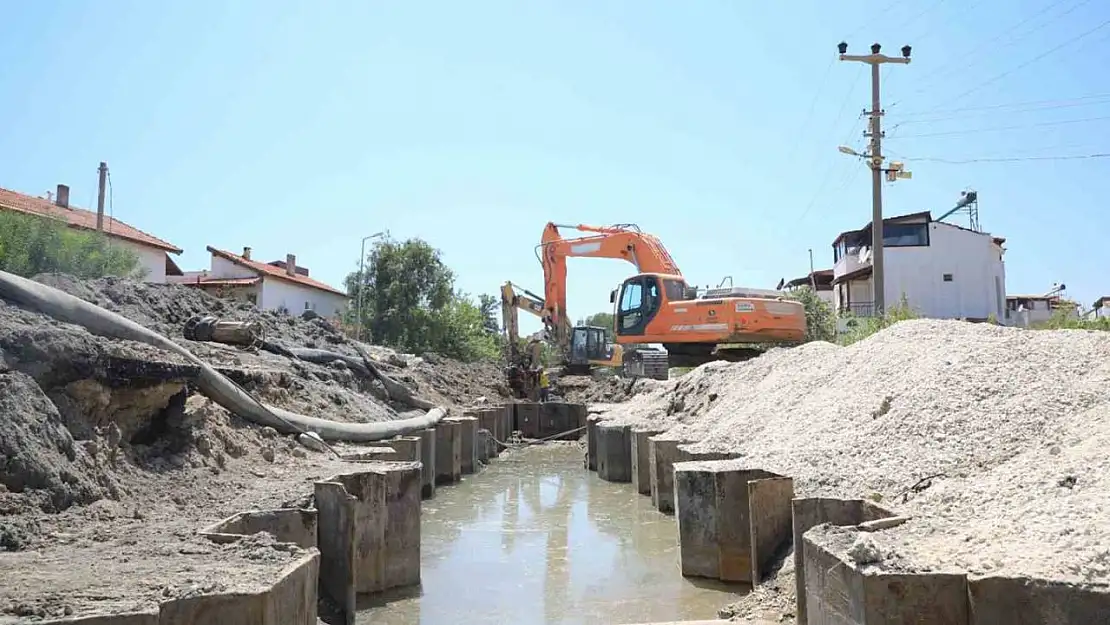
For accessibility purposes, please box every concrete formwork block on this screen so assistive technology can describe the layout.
[516,402,541,438]
[434,420,462,484]
[476,409,498,458]
[314,462,422,618]
[596,422,633,483]
[673,460,790,583]
[631,429,664,495]
[967,576,1110,625]
[198,508,317,549]
[536,402,587,440]
[502,402,516,439]
[157,551,319,625]
[338,446,397,461]
[387,435,422,463]
[792,497,898,624]
[586,415,602,471]
[419,428,436,499]
[446,416,479,474]
[650,439,739,514]
[802,526,968,625]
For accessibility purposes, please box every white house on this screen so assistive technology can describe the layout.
[171,246,349,318]
[831,211,1007,322]
[778,269,835,307]
[0,184,183,282]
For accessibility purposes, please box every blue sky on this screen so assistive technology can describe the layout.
[2,0,1108,335]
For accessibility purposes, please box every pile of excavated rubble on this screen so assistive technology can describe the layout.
[599,319,1110,620]
[0,274,507,620]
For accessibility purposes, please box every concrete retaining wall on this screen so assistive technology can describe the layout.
[967,576,1110,624]
[313,463,421,623]
[596,422,633,483]
[44,552,320,625]
[791,497,897,624]
[631,429,664,495]
[434,420,462,485]
[802,526,968,625]
[198,508,317,549]
[673,460,792,583]
[586,415,601,471]
[445,416,478,474]
[419,428,436,499]
[649,438,739,514]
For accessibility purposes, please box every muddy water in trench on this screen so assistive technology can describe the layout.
[357,444,740,625]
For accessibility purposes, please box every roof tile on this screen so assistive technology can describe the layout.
[206,247,348,297]
[0,187,182,253]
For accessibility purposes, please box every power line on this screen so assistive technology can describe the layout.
[784,57,836,165]
[893,152,1110,164]
[892,114,1110,138]
[947,16,1110,102]
[888,0,1086,107]
[893,93,1110,120]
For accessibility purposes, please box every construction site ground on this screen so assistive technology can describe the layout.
[4,273,1110,623]
[0,276,510,621]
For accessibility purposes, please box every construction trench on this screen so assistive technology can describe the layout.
[2,273,1110,624]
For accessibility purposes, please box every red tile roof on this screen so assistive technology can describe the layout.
[206,247,348,297]
[0,187,182,253]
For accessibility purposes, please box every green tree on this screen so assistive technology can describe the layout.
[784,286,837,343]
[478,293,500,334]
[577,311,615,340]
[345,236,500,361]
[0,211,143,279]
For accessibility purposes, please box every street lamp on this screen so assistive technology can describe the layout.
[355,230,388,342]
[838,145,861,157]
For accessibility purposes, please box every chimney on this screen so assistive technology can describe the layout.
[285,254,296,276]
[242,246,252,260]
[55,184,70,208]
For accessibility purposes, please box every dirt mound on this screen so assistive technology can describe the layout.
[555,374,663,404]
[604,318,1110,586]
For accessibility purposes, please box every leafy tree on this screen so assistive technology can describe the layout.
[345,236,501,361]
[0,211,143,279]
[577,311,615,340]
[784,286,837,343]
[478,293,500,334]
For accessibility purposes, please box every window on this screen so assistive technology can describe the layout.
[663,279,687,302]
[943,273,954,282]
[620,282,643,312]
[883,223,928,247]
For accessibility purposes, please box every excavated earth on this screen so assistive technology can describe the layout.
[0,275,508,621]
[600,319,1110,623]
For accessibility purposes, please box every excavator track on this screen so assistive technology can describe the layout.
[663,343,787,369]
[621,348,670,380]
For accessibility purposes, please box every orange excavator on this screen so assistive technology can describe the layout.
[538,222,807,369]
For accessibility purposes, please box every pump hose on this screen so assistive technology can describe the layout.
[0,270,446,442]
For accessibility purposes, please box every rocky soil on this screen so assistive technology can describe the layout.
[0,274,508,621]
[599,319,1110,622]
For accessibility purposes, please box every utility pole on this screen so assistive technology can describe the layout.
[96,162,108,232]
[837,42,911,315]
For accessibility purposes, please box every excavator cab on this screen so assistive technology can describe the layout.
[565,325,610,374]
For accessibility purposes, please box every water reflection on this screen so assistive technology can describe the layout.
[357,445,741,625]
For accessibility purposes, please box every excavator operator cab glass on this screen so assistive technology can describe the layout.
[616,275,661,336]
[570,327,589,365]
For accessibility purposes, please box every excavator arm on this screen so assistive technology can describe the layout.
[537,222,684,354]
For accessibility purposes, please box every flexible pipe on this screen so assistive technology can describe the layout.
[0,270,446,442]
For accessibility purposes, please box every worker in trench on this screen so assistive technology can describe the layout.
[538,367,551,402]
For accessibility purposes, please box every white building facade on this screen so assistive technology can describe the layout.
[173,247,349,318]
[832,211,1007,322]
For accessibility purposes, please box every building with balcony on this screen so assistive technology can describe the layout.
[831,211,1007,322]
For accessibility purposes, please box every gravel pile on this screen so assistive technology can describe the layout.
[603,318,1110,583]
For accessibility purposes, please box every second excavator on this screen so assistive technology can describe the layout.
[538,222,806,369]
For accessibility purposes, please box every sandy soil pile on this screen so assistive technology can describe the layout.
[555,373,663,405]
[0,274,507,620]
[602,319,1110,605]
